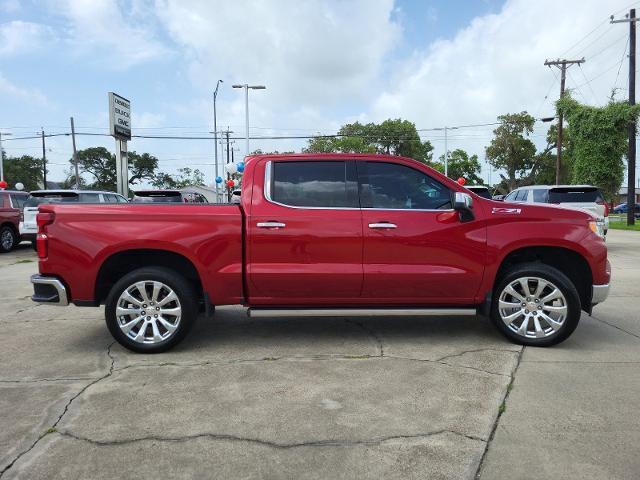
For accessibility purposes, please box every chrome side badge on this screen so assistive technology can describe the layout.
[492,207,521,214]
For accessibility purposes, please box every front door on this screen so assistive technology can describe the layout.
[357,160,486,305]
[247,159,363,305]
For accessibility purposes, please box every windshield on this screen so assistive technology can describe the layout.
[24,195,79,207]
[131,195,182,203]
[467,187,491,199]
[548,188,602,203]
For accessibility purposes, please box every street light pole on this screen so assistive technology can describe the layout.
[213,79,223,201]
[232,84,266,158]
[0,132,13,182]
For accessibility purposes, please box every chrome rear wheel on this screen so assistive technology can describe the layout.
[116,280,182,345]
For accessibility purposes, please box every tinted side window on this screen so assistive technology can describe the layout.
[504,191,517,201]
[103,194,117,203]
[514,190,527,201]
[9,194,27,208]
[79,193,100,203]
[532,189,548,203]
[271,161,357,208]
[358,162,452,210]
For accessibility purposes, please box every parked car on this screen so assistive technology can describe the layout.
[131,190,209,203]
[0,190,29,252]
[20,190,127,244]
[492,194,505,201]
[31,153,609,353]
[504,185,609,234]
[465,185,492,199]
[612,202,640,216]
[230,189,242,204]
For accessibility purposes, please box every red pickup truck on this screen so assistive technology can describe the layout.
[30,154,610,353]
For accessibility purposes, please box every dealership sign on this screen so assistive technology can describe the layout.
[108,92,131,140]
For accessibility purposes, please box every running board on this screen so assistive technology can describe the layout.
[248,308,477,318]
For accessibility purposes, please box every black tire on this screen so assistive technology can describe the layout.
[490,262,581,347]
[0,225,17,253]
[105,266,198,353]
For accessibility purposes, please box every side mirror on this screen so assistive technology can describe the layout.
[454,191,474,222]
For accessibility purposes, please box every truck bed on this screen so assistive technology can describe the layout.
[38,203,244,305]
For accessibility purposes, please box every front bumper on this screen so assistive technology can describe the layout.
[31,275,69,306]
[592,283,610,305]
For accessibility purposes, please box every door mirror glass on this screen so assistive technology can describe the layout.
[453,192,474,222]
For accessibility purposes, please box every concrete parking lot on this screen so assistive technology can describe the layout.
[0,231,638,479]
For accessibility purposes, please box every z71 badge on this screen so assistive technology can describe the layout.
[492,207,522,214]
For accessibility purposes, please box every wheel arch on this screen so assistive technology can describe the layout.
[95,249,204,306]
[493,246,592,313]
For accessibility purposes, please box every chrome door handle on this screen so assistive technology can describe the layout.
[257,221,286,228]
[368,222,397,229]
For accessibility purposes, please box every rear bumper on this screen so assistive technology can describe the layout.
[592,283,610,305]
[30,275,69,306]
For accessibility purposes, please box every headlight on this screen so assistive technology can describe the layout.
[588,220,605,238]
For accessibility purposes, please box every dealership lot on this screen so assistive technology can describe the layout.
[0,232,638,479]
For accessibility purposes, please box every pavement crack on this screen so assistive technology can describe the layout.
[0,376,99,384]
[54,428,485,449]
[474,345,524,479]
[590,314,640,340]
[0,342,116,479]
[344,319,384,357]
[435,348,518,363]
[113,352,509,377]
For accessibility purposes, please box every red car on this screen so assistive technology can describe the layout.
[30,154,610,352]
[0,190,28,253]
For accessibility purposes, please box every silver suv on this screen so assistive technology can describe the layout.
[20,190,128,243]
[504,185,609,234]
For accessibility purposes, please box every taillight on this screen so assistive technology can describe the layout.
[36,233,48,258]
[36,212,55,259]
[36,212,55,231]
[596,198,609,217]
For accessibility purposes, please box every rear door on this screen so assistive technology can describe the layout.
[247,159,363,304]
[358,160,486,305]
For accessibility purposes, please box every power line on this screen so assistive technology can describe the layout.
[578,64,599,102]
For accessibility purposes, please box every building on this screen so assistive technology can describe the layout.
[616,187,640,205]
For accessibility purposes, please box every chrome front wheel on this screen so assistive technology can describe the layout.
[116,281,182,344]
[498,276,568,339]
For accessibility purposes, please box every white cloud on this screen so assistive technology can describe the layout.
[0,20,55,56]
[156,0,399,105]
[56,0,171,68]
[0,72,48,105]
[370,0,636,163]
[135,111,166,128]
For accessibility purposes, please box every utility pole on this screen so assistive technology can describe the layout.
[544,58,585,185]
[444,126,448,177]
[213,79,223,201]
[41,129,47,189]
[70,117,80,189]
[612,9,637,225]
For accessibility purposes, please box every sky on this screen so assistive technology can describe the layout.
[0,0,638,187]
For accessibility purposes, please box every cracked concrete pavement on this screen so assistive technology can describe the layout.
[0,231,638,479]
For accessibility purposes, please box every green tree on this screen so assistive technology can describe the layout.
[73,147,158,191]
[432,149,483,184]
[151,167,206,189]
[2,155,43,190]
[557,94,640,200]
[485,112,537,191]
[304,119,433,163]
